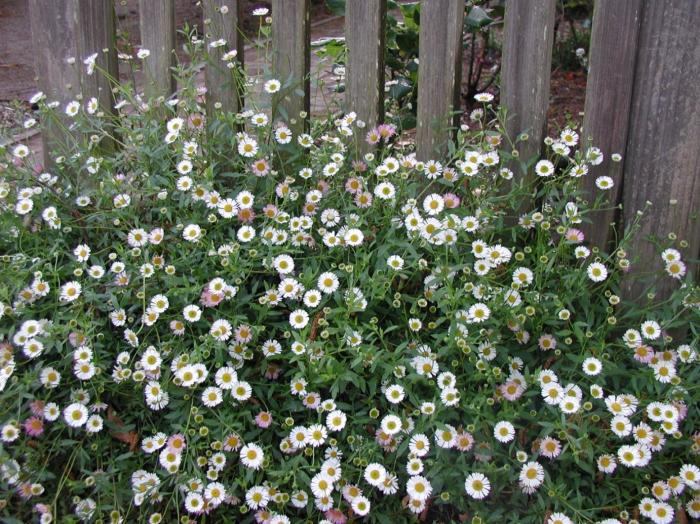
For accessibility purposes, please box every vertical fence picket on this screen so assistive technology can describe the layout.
[621,1,700,300]
[345,0,386,154]
[27,0,79,167]
[580,0,642,251]
[75,0,119,152]
[272,0,310,134]
[139,0,176,100]
[415,0,465,161]
[202,0,244,116]
[501,0,556,172]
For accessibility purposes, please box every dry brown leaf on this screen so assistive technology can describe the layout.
[107,407,139,451]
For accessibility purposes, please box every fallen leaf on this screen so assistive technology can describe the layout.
[107,407,139,451]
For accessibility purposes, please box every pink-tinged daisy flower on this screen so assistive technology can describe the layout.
[23,417,44,437]
[223,433,242,451]
[250,158,270,177]
[443,193,461,208]
[633,345,655,364]
[378,123,397,139]
[255,411,273,429]
[345,177,363,194]
[354,191,373,208]
[237,207,256,223]
[200,286,224,307]
[538,334,557,351]
[17,483,34,501]
[324,508,347,524]
[262,204,278,219]
[30,400,45,417]
[302,201,317,216]
[365,128,381,145]
[188,113,205,130]
[352,160,367,173]
[167,433,187,454]
[264,363,281,380]
[565,228,584,243]
[455,431,475,452]
[539,436,562,459]
[234,324,254,344]
[500,380,525,401]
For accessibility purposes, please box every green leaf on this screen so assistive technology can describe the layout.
[465,6,493,29]
[325,0,345,16]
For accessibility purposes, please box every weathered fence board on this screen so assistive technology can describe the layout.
[76,0,118,117]
[345,0,386,154]
[28,0,80,167]
[202,0,245,116]
[139,0,176,100]
[415,0,465,161]
[581,0,642,251]
[501,0,556,171]
[621,0,700,300]
[272,0,310,134]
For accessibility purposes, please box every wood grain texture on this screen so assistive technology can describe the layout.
[621,0,700,300]
[272,0,310,134]
[28,0,80,167]
[580,0,642,251]
[345,0,386,155]
[501,0,556,170]
[202,0,245,116]
[415,0,465,161]
[75,0,119,116]
[139,0,176,100]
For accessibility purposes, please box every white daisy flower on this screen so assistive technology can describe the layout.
[63,403,89,427]
[586,262,608,282]
[289,309,309,329]
[240,443,264,469]
[464,472,490,499]
[494,421,515,443]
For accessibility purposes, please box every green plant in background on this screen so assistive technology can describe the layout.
[318,0,595,131]
[319,1,504,132]
[552,0,593,72]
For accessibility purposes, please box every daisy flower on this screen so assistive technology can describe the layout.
[406,475,432,502]
[264,79,281,93]
[289,309,309,329]
[182,224,202,242]
[240,443,264,470]
[519,461,545,489]
[343,228,364,246]
[582,357,602,376]
[317,272,339,294]
[59,281,82,303]
[587,262,608,282]
[387,255,404,270]
[380,414,402,435]
[641,320,661,340]
[494,421,515,443]
[351,495,371,516]
[464,472,490,499]
[63,403,89,428]
[535,159,555,177]
[364,463,387,487]
[547,513,573,524]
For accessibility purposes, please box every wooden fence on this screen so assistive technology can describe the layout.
[27,0,700,298]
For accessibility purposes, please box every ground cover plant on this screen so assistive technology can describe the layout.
[0,29,699,524]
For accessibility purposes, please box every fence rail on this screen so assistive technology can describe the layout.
[26,0,700,298]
